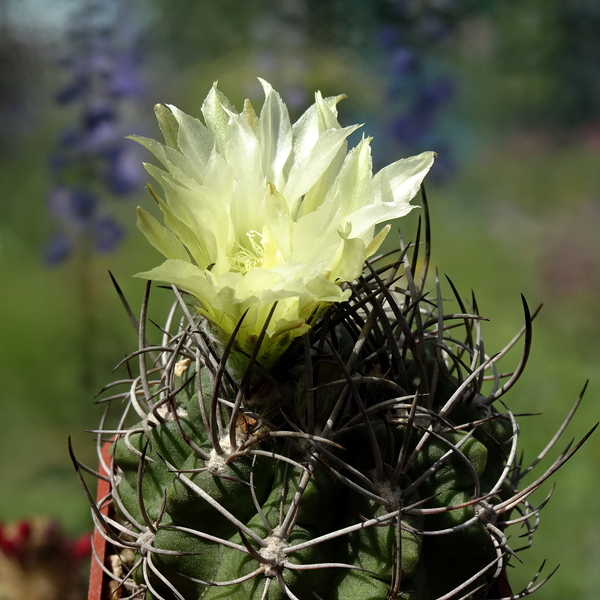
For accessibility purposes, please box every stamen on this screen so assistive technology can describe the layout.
[230,231,265,274]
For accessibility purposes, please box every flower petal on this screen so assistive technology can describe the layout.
[330,235,367,283]
[167,104,213,170]
[200,83,236,152]
[154,103,180,149]
[258,78,293,191]
[284,124,362,216]
[136,259,213,303]
[132,80,434,368]
[347,150,435,239]
[136,207,190,262]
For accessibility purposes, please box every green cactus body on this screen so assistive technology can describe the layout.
[77,233,597,600]
[77,232,596,600]
[76,98,595,598]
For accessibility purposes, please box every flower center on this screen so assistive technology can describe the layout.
[230,231,265,274]
[230,228,283,274]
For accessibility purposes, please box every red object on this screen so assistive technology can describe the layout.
[0,519,32,557]
[87,442,113,600]
[71,533,93,561]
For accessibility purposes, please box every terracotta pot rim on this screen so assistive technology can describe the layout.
[87,442,113,600]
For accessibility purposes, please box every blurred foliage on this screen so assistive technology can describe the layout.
[0,0,599,597]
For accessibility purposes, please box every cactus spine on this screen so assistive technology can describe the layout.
[73,196,594,600]
[72,80,595,600]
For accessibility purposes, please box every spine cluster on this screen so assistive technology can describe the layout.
[75,197,594,600]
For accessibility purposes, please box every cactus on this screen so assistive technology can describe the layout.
[73,81,595,600]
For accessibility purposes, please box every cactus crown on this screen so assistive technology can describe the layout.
[73,191,595,600]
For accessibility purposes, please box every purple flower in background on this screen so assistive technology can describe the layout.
[377,0,464,183]
[93,216,125,253]
[392,77,455,146]
[44,234,72,266]
[104,145,144,195]
[52,188,98,225]
[43,186,125,262]
[45,0,146,264]
[390,48,420,74]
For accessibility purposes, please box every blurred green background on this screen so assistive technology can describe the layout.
[1,0,599,597]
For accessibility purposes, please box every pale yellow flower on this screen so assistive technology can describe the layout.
[132,79,434,366]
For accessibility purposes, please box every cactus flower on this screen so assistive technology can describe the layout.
[132,79,434,365]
